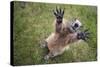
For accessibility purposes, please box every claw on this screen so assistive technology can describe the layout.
[85,32,90,35]
[62,9,64,16]
[56,7,59,14]
[83,38,87,41]
[53,7,64,18]
[59,8,62,13]
[84,29,90,38]
[53,10,57,16]
[84,29,89,32]
[85,35,90,39]
[84,29,90,41]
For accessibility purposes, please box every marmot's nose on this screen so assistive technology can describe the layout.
[74,23,79,28]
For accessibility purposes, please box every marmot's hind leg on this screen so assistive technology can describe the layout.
[44,51,54,60]
[44,50,64,60]
[40,40,48,48]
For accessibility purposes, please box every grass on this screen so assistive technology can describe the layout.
[13,1,97,66]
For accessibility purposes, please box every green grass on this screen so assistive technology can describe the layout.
[13,1,97,65]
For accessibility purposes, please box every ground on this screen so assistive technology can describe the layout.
[13,1,97,65]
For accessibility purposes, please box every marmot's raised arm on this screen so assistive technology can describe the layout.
[53,8,64,24]
[53,8,64,33]
[66,29,90,44]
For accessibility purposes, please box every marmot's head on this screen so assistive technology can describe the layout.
[69,18,82,33]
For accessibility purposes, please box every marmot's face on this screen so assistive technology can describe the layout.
[70,19,82,32]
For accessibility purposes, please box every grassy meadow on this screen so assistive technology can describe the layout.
[13,1,97,65]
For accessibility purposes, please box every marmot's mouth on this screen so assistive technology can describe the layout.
[72,26,76,31]
[71,25,77,32]
[68,26,76,33]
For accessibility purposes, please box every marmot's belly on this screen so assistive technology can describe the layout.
[46,35,67,51]
[45,32,72,52]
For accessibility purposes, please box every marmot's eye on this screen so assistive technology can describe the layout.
[74,23,79,28]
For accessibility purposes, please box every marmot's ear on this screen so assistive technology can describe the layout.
[74,18,79,21]
[74,17,80,21]
[71,18,77,22]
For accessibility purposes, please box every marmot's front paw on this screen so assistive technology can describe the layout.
[77,29,90,41]
[53,7,64,23]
